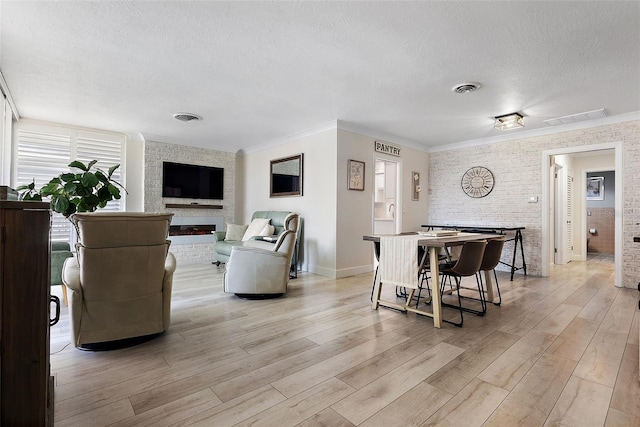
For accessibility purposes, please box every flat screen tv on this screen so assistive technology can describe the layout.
[162,162,224,200]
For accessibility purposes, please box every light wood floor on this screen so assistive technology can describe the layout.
[50,254,640,426]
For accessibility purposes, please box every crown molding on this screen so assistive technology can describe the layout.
[0,68,20,120]
[239,119,430,155]
[238,120,339,155]
[335,120,430,153]
[428,111,640,153]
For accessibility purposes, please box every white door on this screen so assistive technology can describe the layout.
[564,170,574,263]
[373,158,398,235]
[554,165,574,265]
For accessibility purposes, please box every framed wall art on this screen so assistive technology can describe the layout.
[586,176,604,200]
[412,171,421,200]
[348,159,365,191]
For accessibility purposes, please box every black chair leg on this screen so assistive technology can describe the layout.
[439,274,464,327]
[493,269,502,306]
[370,265,379,302]
[448,274,486,317]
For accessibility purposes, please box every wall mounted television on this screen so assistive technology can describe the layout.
[162,162,224,200]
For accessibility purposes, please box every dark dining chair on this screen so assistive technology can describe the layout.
[477,236,506,306]
[438,240,487,327]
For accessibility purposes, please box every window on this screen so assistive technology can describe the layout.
[14,120,125,243]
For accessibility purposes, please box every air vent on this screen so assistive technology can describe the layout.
[452,82,481,94]
[173,113,202,122]
[543,109,606,126]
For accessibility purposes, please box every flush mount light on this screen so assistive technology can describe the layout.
[451,82,481,94]
[173,112,202,122]
[494,112,524,130]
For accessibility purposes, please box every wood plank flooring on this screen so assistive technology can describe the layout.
[49,254,640,426]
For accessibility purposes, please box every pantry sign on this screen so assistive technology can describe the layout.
[374,141,401,157]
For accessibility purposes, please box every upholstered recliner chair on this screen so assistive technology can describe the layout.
[62,212,176,349]
[224,212,299,298]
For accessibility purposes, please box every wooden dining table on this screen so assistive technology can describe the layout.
[363,232,500,328]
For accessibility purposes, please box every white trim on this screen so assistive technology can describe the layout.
[337,120,429,153]
[307,263,337,279]
[336,264,373,278]
[239,120,339,154]
[1,98,12,184]
[541,141,623,287]
[0,69,19,120]
[239,119,431,155]
[16,118,125,138]
[431,111,640,153]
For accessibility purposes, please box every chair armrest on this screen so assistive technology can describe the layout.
[62,256,82,296]
[230,245,288,262]
[165,251,177,274]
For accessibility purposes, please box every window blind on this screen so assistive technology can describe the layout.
[14,121,125,243]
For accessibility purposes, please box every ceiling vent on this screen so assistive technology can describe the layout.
[544,109,606,126]
[452,82,481,94]
[173,113,202,122]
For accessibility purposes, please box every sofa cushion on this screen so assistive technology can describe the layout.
[242,218,271,241]
[214,240,244,257]
[225,223,248,241]
[260,224,275,236]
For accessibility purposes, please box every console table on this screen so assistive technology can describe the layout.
[422,224,526,280]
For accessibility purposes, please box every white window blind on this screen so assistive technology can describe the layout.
[14,121,125,243]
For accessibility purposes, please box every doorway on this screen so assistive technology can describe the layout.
[373,158,398,235]
[542,143,622,287]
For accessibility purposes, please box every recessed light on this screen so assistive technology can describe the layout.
[452,82,481,94]
[173,113,202,122]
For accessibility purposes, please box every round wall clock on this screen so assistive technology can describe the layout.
[461,166,494,198]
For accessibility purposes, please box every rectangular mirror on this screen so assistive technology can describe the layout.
[270,154,303,197]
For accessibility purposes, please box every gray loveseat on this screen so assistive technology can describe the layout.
[213,211,300,272]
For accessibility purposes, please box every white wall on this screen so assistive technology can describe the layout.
[336,129,429,277]
[429,119,640,288]
[241,128,338,276]
[124,135,145,212]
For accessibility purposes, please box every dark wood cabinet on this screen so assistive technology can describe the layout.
[0,200,53,426]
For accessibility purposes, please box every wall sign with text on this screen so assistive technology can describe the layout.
[374,141,401,157]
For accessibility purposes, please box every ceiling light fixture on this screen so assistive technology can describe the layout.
[451,82,481,94]
[173,112,202,122]
[494,112,524,131]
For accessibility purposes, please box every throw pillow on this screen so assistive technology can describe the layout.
[225,223,248,241]
[259,224,275,236]
[242,218,271,241]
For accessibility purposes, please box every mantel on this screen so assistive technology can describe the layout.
[165,203,223,210]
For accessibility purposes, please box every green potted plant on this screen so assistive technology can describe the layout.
[18,160,126,218]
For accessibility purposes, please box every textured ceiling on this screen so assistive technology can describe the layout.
[1,1,639,153]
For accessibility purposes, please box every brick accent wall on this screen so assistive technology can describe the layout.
[586,208,615,254]
[144,140,236,264]
[428,119,640,288]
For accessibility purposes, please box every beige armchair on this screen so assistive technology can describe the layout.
[62,212,176,349]
[224,212,299,298]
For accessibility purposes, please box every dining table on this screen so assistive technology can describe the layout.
[363,231,500,328]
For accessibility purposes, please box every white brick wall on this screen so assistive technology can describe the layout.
[428,120,640,288]
[144,140,236,265]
